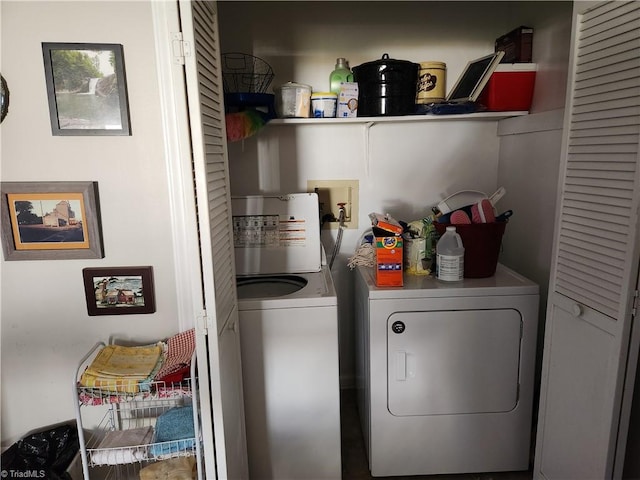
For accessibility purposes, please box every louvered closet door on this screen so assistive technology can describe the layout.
[178,1,248,479]
[534,2,640,479]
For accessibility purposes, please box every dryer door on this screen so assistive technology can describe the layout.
[387,309,522,416]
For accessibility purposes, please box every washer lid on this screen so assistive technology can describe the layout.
[232,193,321,275]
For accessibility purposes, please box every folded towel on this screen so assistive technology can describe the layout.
[150,438,196,458]
[91,447,147,466]
[154,405,194,442]
[91,426,154,465]
[150,405,195,457]
[81,343,164,393]
[155,329,195,382]
[139,455,196,479]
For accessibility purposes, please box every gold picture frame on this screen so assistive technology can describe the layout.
[0,181,104,260]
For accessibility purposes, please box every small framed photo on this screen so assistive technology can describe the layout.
[83,266,156,316]
[0,181,104,260]
[42,42,131,135]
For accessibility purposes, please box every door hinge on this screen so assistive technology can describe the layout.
[197,310,214,335]
[633,290,639,317]
[171,32,192,65]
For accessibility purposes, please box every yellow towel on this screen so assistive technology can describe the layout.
[80,343,163,393]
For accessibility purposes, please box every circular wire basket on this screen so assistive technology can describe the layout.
[222,53,275,94]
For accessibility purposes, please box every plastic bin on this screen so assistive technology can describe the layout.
[434,222,507,278]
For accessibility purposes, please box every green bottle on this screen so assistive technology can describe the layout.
[330,58,354,95]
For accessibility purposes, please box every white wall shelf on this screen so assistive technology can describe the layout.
[267,111,529,126]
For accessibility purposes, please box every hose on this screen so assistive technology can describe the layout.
[329,206,346,270]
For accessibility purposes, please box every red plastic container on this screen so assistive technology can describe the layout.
[478,63,537,111]
[434,222,507,278]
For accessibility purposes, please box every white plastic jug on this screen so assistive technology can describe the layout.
[436,226,464,281]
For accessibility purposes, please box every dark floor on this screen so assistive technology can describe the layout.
[340,389,533,480]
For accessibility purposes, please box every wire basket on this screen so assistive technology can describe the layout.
[222,53,275,94]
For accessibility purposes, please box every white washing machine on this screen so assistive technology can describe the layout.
[354,264,539,477]
[232,193,341,480]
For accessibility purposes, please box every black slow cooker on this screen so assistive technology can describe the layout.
[352,54,419,117]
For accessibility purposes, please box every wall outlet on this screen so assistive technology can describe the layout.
[307,179,359,230]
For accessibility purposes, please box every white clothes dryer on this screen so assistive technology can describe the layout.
[354,264,539,477]
[232,193,341,480]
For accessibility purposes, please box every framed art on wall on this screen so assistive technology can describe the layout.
[1,74,9,123]
[0,181,104,260]
[42,42,131,136]
[83,266,156,316]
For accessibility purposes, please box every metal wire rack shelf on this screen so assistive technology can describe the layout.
[74,342,202,480]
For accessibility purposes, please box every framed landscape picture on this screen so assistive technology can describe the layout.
[83,266,156,316]
[0,181,104,260]
[42,42,131,135]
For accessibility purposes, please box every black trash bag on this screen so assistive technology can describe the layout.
[1,424,79,480]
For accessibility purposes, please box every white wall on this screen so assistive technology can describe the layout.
[218,1,573,386]
[496,4,572,293]
[1,1,182,446]
[218,1,570,103]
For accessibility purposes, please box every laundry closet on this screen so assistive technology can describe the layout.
[210,2,640,479]
[216,0,570,393]
[212,1,569,477]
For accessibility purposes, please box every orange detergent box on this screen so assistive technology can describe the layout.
[478,63,537,111]
[369,212,403,235]
[369,213,404,287]
[374,234,403,287]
